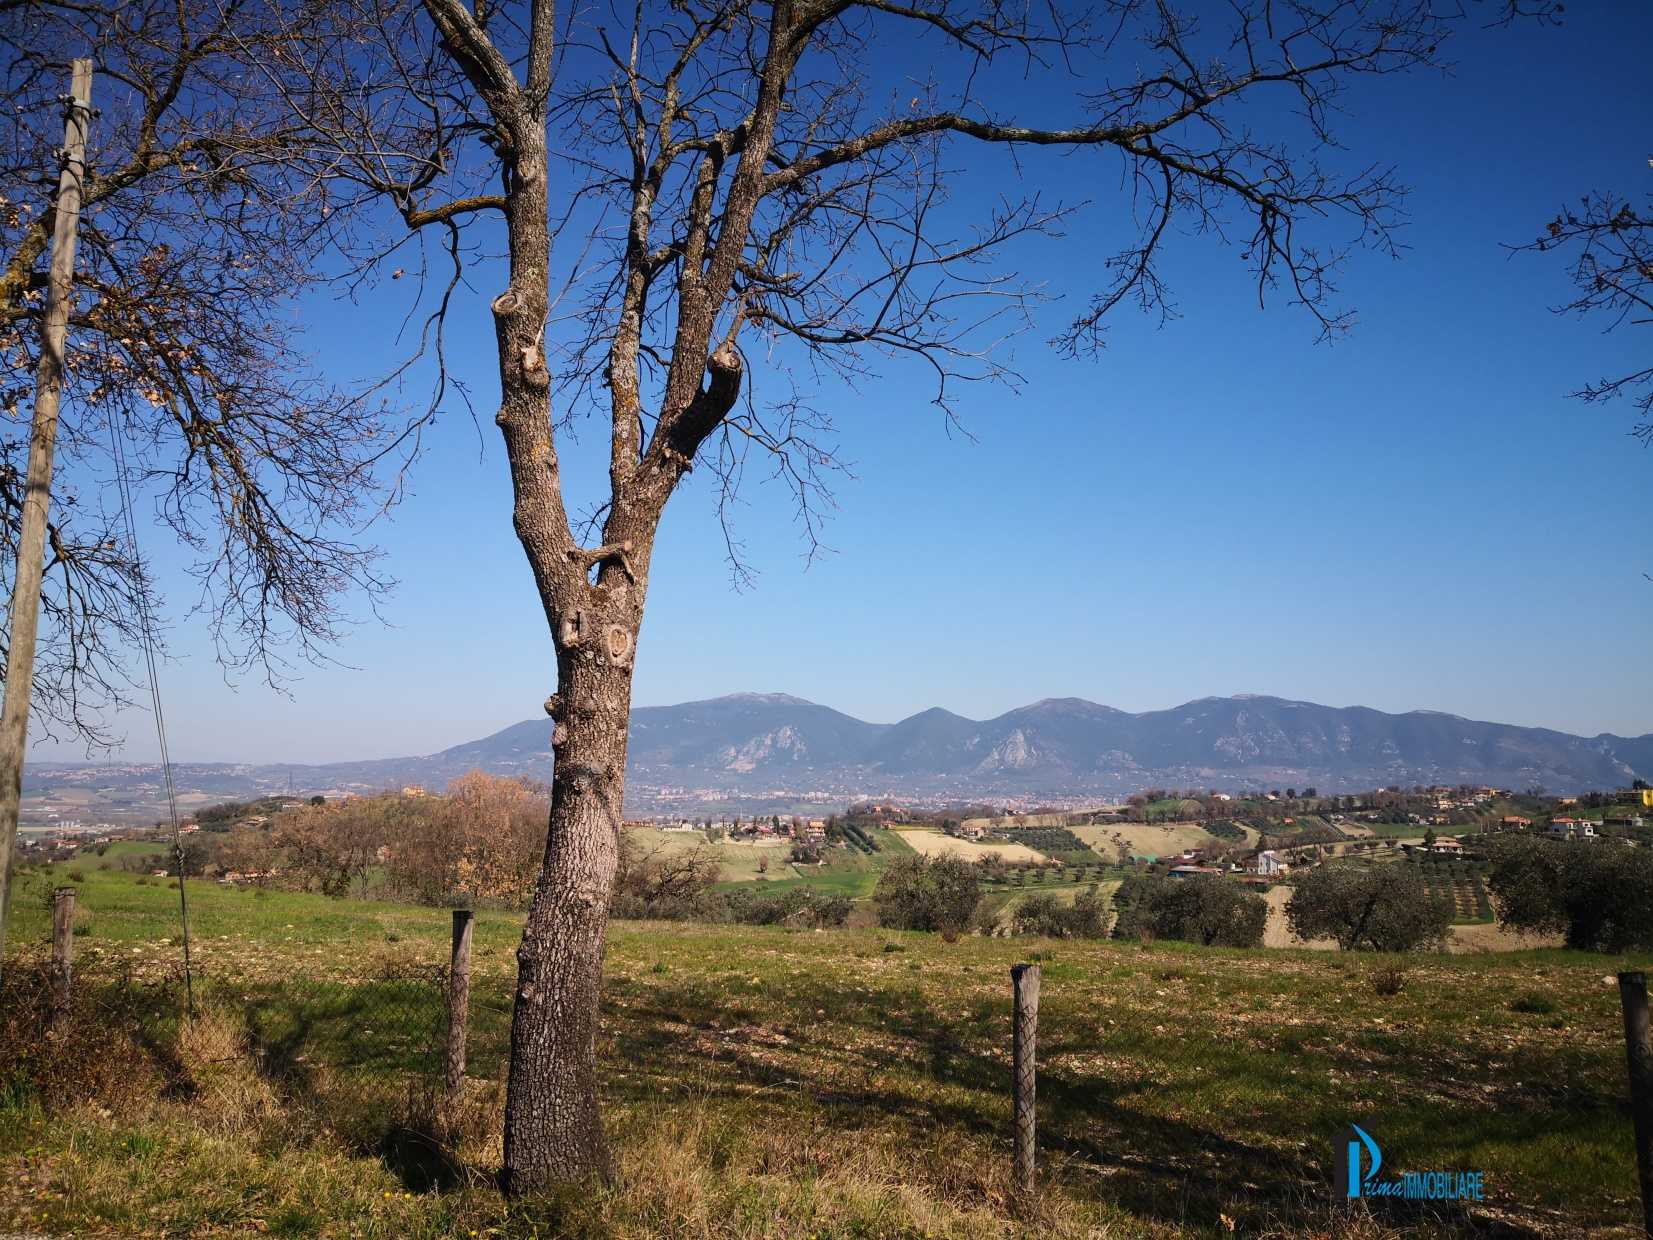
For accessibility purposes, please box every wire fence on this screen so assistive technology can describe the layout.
[2,893,1650,1237]
[0,953,450,1137]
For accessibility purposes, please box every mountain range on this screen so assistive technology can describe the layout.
[29,693,1653,817]
[298,692,1653,803]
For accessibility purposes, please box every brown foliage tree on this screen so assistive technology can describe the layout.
[395,772,547,906]
[272,799,388,898]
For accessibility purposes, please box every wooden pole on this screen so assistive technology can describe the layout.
[0,61,94,977]
[445,908,475,1126]
[50,885,74,1027]
[1620,971,1653,1237]
[1011,962,1041,1195]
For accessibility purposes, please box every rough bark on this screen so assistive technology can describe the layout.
[486,100,635,1190]
[502,650,634,1191]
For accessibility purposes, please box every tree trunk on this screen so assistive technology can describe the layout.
[501,649,633,1194]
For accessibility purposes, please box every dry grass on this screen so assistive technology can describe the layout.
[173,1005,284,1135]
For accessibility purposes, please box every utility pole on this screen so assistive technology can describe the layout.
[0,60,94,973]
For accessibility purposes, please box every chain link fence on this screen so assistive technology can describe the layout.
[0,951,453,1146]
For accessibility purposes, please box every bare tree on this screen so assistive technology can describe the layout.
[0,0,407,749]
[249,0,1551,1191]
[1516,176,1653,443]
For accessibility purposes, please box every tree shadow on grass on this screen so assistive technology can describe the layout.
[231,973,464,1193]
[379,1123,466,1193]
[587,970,1595,1238]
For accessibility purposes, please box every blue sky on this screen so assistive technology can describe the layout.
[31,3,1653,763]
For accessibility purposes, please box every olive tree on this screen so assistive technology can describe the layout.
[1113,873,1267,947]
[1286,862,1451,951]
[1012,885,1109,939]
[1486,835,1653,952]
[874,854,981,933]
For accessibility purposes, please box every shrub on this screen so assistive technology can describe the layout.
[1011,886,1110,939]
[873,856,982,934]
[1112,875,1267,948]
[0,961,175,1110]
[610,837,725,921]
[1370,962,1408,996]
[1485,836,1653,952]
[1286,864,1451,952]
[724,888,852,929]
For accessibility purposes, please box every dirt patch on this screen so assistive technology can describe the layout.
[1262,885,1336,950]
[1448,921,1565,954]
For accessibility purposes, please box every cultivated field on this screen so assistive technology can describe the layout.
[1,863,1649,1239]
[958,812,1076,831]
[894,828,1047,863]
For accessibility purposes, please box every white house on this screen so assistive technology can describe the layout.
[1254,850,1289,877]
[1546,817,1597,841]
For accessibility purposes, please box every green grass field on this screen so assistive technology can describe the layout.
[2,861,1650,1238]
[633,826,913,894]
[1354,822,1433,840]
[46,838,172,872]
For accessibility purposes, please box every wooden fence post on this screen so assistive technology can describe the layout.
[50,885,74,1027]
[444,908,474,1126]
[1011,962,1041,1195]
[1620,971,1653,1238]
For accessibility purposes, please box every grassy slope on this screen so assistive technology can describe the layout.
[1071,822,1253,860]
[3,864,1650,1239]
[632,827,914,895]
[71,839,171,869]
[979,879,1125,930]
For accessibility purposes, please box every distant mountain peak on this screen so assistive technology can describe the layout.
[1022,696,1118,712]
[702,692,816,706]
